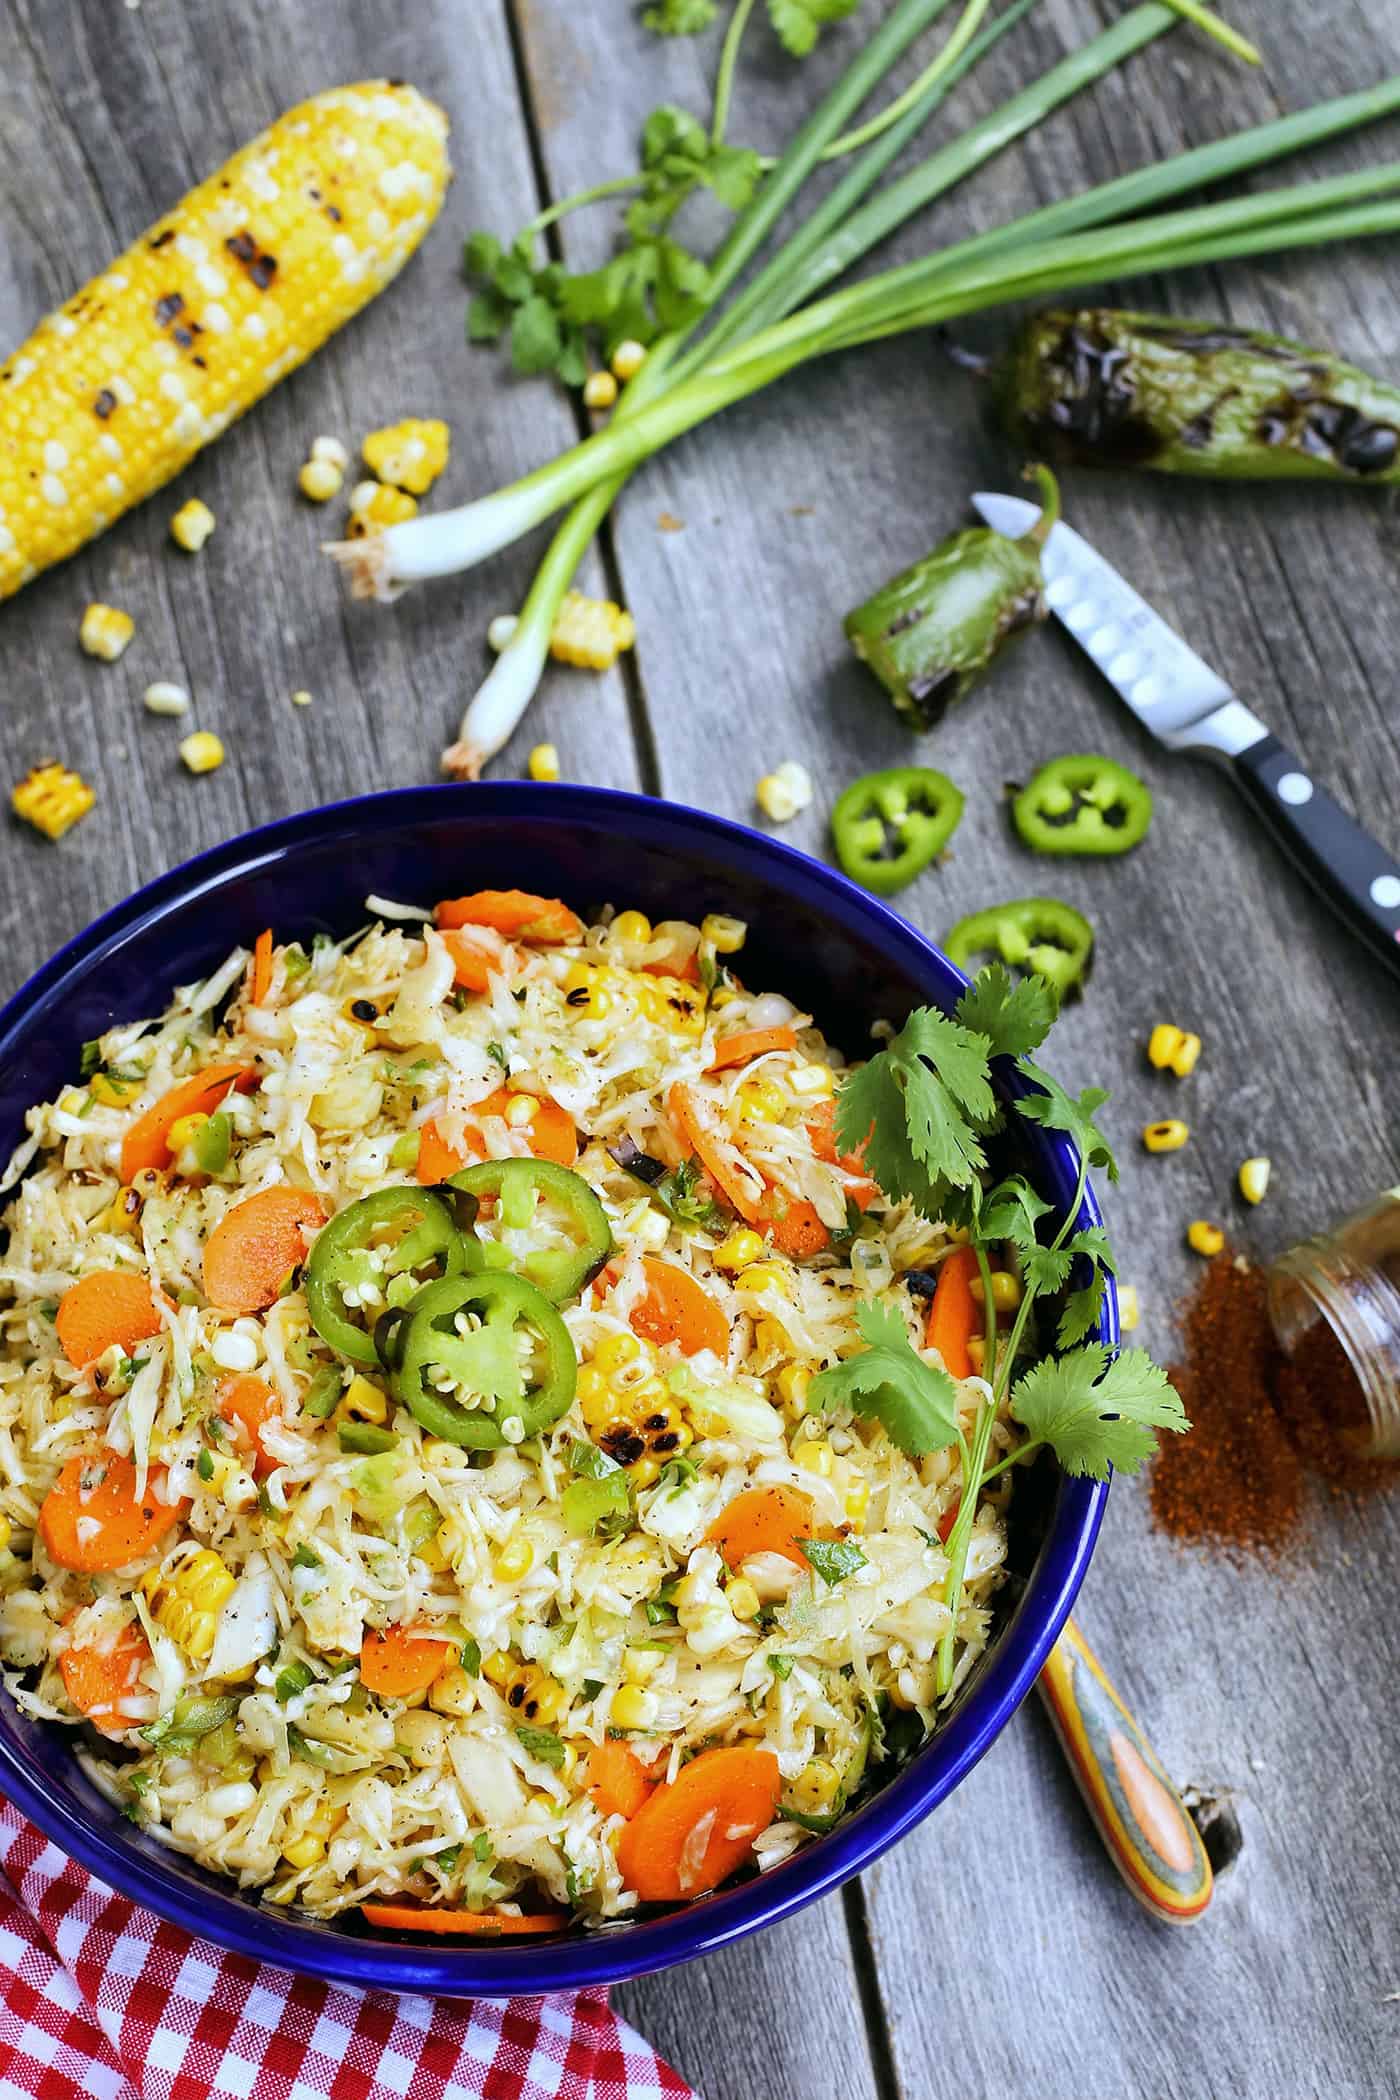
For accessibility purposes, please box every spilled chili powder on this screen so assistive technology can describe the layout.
[1149,1252,1398,1555]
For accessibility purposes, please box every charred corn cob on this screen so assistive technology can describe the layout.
[549,591,636,670]
[11,762,95,840]
[142,1547,235,1662]
[0,84,449,600]
[577,1333,692,1486]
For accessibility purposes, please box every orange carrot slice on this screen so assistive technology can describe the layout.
[120,1063,258,1184]
[584,1740,654,1821]
[250,929,274,1007]
[629,1258,729,1358]
[465,1088,578,1169]
[643,946,702,985]
[218,1374,281,1476]
[437,890,582,945]
[203,1187,327,1315]
[39,1453,187,1572]
[707,1026,798,1073]
[805,1100,878,1211]
[668,1083,766,1227]
[56,1271,163,1371]
[59,1613,151,1738]
[936,1497,961,1545]
[706,1483,820,1571]
[440,924,512,993]
[926,1244,980,1379]
[617,1745,782,1902]
[359,1624,457,1698]
[361,1903,566,1936]
[415,1119,468,1185]
[762,1192,829,1260]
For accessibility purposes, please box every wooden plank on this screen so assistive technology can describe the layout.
[513,0,1400,2093]
[0,0,642,999]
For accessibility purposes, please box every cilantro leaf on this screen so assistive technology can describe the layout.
[1057,1279,1106,1350]
[835,1007,995,1216]
[808,1301,960,1458]
[1010,1345,1188,1479]
[1017,1062,1119,1182]
[510,294,564,375]
[799,1536,868,1586]
[643,0,718,30]
[767,0,860,57]
[515,1724,567,1768]
[975,1174,1052,1248]
[653,1157,728,1232]
[955,964,1057,1061]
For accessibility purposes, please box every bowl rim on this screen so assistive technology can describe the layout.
[0,781,1109,1994]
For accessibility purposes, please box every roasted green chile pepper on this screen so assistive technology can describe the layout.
[391,1271,576,1448]
[446,1159,612,1303]
[992,309,1400,482]
[306,1187,477,1367]
[944,897,1094,998]
[831,766,965,895]
[844,467,1059,730]
[1012,755,1152,857]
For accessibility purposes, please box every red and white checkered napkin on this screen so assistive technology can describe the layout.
[0,1798,694,2100]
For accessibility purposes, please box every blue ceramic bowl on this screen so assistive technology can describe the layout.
[0,783,1109,1995]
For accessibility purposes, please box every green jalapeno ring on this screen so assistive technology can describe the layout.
[1012,754,1152,857]
[392,1271,576,1449]
[944,896,1094,999]
[444,1160,612,1304]
[305,1187,478,1368]
[831,766,966,897]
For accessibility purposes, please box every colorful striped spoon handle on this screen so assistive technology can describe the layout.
[1037,1615,1213,1925]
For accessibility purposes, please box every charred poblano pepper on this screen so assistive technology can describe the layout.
[844,467,1060,731]
[992,309,1400,482]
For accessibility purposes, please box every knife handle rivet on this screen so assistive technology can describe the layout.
[1370,875,1400,911]
[1065,601,1099,634]
[1089,625,1122,657]
[1109,652,1143,683]
[1045,577,1078,611]
[1130,675,1162,709]
[1277,772,1314,807]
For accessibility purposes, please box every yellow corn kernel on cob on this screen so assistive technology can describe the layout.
[143,1547,236,1662]
[0,83,450,600]
[549,591,636,670]
[361,416,449,494]
[12,762,96,840]
[346,479,417,536]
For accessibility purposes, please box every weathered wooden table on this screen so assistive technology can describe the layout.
[3,1,1399,2092]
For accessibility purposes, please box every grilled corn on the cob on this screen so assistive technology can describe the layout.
[0,83,449,600]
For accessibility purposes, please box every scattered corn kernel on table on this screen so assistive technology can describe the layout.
[3,2,1400,2094]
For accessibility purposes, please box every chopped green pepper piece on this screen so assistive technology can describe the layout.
[562,1472,631,1536]
[831,767,965,896]
[305,1187,478,1368]
[193,1111,232,1175]
[944,897,1094,999]
[391,1271,576,1449]
[142,1694,240,1753]
[302,1365,343,1419]
[445,1160,611,1304]
[1012,755,1152,857]
[275,1658,316,1702]
[844,467,1059,729]
[338,1421,398,1455]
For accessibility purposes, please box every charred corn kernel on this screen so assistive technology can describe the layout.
[562,961,614,1019]
[487,612,519,654]
[1143,1118,1189,1154]
[1146,1023,1201,1078]
[346,479,417,535]
[755,761,813,824]
[790,1759,841,1815]
[502,1662,568,1726]
[843,1473,870,1527]
[701,914,746,955]
[298,456,343,502]
[738,1078,785,1124]
[100,1171,159,1237]
[726,1577,761,1621]
[789,1062,835,1100]
[79,604,134,660]
[429,1664,477,1716]
[611,1684,658,1731]
[579,1354,691,1476]
[494,1533,534,1582]
[90,1068,141,1107]
[148,1547,235,1661]
[714,1229,765,1274]
[1170,1034,1202,1077]
[1239,1156,1272,1206]
[527,742,560,783]
[179,730,225,775]
[1187,1219,1225,1258]
[143,679,191,717]
[740,1262,788,1298]
[970,1270,1023,1313]
[283,1833,325,1869]
[169,498,215,552]
[1119,1284,1140,1332]
[362,416,449,494]
[582,370,619,411]
[481,1650,515,1691]
[611,339,646,382]
[0,86,448,603]
[595,1331,644,1376]
[776,1364,810,1416]
[634,973,705,1036]
[549,590,635,670]
[12,762,96,840]
[166,1111,209,1153]
[795,1438,834,1478]
[610,910,652,948]
[576,1363,608,1408]
[337,1374,389,1425]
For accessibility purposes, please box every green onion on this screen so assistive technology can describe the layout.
[275,1658,316,1702]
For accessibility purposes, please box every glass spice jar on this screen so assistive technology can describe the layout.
[1267,1189,1400,1461]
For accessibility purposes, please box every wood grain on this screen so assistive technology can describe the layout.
[5,0,1400,2093]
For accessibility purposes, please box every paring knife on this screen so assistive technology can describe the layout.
[973,492,1400,981]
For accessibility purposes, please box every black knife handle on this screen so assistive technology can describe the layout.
[1231,733,1400,981]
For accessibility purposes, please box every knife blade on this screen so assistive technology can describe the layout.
[973,491,1400,981]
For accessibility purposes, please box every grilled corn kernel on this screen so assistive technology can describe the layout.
[89,1068,140,1107]
[166,1111,209,1153]
[179,730,225,775]
[290,688,313,707]
[610,910,652,948]
[148,1547,235,1662]
[970,1270,1023,1313]
[789,1062,834,1099]
[576,1363,608,1408]
[494,1533,535,1582]
[795,1438,834,1478]
[98,1176,155,1236]
[527,742,560,782]
[843,1473,870,1527]
[362,417,450,494]
[611,339,647,382]
[755,760,813,825]
[701,914,746,955]
[79,603,134,661]
[337,1374,389,1425]
[482,1650,515,1690]
[965,1335,986,1372]
[1119,1284,1140,1332]
[582,370,618,411]
[1169,1033,1202,1077]
[346,479,418,535]
[505,1094,536,1129]
[1143,1119,1189,1154]
[12,762,95,839]
[143,680,191,717]
[0,1516,11,1555]
[429,1665,478,1716]
[790,1759,841,1815]
[298,456,343,502]
[621,1646,663,1684]
[1187,1219,1225,1258]
[487,612,519,654]
[311,435,349,472]
[503,1662,568,1726]
[170,498,215,552]
[776,1363,810,1417]
[740,1262,787,1298]
[595,1331,645,1376]
[714,1229,765,1274]
[579,1352,691,1475]
[562,961,614,1019]
[282,1833,325,1869]
[726,1577,761,1621]
[1146,1023,1201,1078]
[549,590,636,671]
[753,1317,790,1358]
[1238,1156,1272,1206]
[611,1684,658,1731]
[738,1078,785,1125]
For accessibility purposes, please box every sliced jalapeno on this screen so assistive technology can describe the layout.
[305,1187,478,1368]
[944,897,1094,998]
[446,1160,612,1304]
[1012,754,1152,857]
[831,767,965,896]
[392,1271,576,1449]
